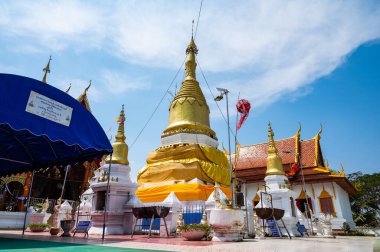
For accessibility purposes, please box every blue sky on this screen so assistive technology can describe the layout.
[0,1,379,180]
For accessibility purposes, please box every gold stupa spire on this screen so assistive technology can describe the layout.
[162,31,216,139]
[105,105,129,165]
[42,56,52,83]
[266,123,285,175]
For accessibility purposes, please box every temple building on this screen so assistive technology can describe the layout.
[136,36,230,203]
[234,124,356,230]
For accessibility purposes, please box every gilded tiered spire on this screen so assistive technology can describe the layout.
[266,123,285,175]
[162,35,216,139]
[42,56,52,83]
[105,105,129,165]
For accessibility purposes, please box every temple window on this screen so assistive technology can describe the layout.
[95,191,106,210]
[296,190,313,218]
[318,187,336,217]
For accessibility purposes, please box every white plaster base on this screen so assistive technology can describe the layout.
[161,133,219,148]
[0,211,25,229]
[159,211,179,237]
[88,212,124,235]
[332,217,348,230]
[122,209,135,235]
[281,216,298,237]
[209,208,244,242]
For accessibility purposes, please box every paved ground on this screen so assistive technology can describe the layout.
[0,230,378,252]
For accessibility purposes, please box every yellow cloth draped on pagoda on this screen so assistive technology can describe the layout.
[138,144,230,186]
[136,183,231,202]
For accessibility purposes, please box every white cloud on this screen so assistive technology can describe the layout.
[100,70,150,95]
[0,0,105,50]
[1,1,379,109]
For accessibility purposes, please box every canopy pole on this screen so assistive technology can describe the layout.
[60,165,71,200]
[102,154,112,241]
[22,170,35,236]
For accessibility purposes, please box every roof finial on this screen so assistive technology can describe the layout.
[84,80,91,94]
[77,80,92,112]
[315,123,323,140]
[340,163,345,177]
[42,56,52,83]
[65,83,71,93]
[297,122,302,135]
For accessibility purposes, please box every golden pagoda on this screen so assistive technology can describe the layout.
[136,36,230,202]
[105,105,129,165]
[266,123,285,175]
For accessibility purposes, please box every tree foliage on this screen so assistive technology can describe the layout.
[348,172,380,227]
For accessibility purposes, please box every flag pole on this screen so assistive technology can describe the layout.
[102,154,112,241]
[22,170,35,236]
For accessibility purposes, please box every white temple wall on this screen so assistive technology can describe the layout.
[243,180,355,230]
[335,184,356,230]
[245,182,267,205]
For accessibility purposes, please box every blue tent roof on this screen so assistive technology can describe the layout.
[0,73,113,176]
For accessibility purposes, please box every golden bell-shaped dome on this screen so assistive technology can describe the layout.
[162,36,216,139]
[105,105,129,165]
[266,123,285,175]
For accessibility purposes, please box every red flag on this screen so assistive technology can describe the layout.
[236,99,251,131]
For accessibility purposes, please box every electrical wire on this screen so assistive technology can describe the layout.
[129,0,204,150]
[129,57,186,150]
[194,0,204,39]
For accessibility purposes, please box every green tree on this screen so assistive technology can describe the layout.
[348,172,380,227]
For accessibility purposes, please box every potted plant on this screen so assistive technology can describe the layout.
[178,224,212,241]
[60,203,77,237]
[28,223,50,232]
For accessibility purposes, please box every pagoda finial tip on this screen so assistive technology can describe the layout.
[192,19,194,38]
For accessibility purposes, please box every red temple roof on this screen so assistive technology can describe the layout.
[234,130,356,195]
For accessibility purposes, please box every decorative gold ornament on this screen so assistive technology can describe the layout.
[266,123,285,175]
[200,210,208,225]
[105,105,129,165]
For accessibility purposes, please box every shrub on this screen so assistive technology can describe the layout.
[336,231,375,237]
[342,222,351,234]
[28,223,51,228]
[178,224,211,233]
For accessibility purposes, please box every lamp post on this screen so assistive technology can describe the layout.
[214,87,235,208]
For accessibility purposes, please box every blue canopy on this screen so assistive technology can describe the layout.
[0,73,113,176]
